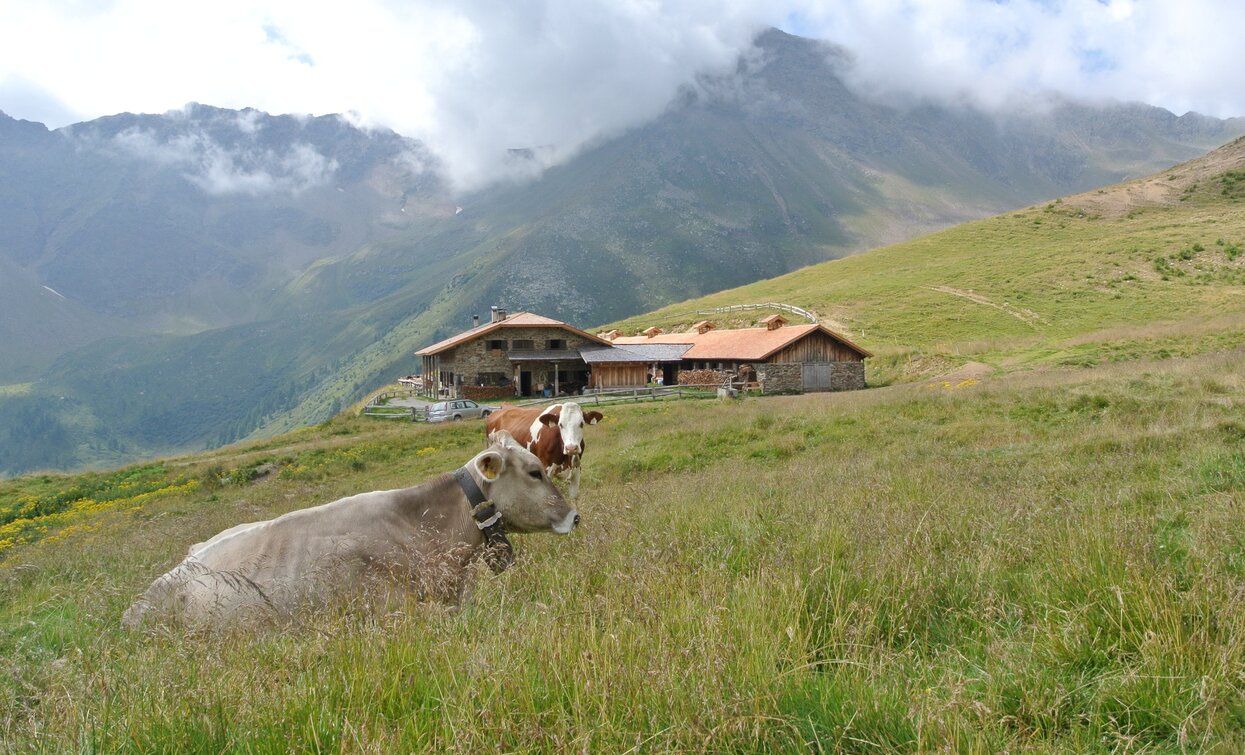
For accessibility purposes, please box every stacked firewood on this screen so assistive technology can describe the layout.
[677,369,734,385]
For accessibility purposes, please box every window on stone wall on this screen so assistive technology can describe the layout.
[512,339,534,350]
[549,338,567,350]
[475,372,509,386]
[487,339,507,351]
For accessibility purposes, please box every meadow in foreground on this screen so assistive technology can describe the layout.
[2,348,1243,752]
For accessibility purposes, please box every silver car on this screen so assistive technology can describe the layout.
[424,399,498,423]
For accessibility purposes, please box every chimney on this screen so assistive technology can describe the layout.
[490,306,508,324]
[642,326,662,338]
[472,314,480,329]
[761,314,788,331]
[692,320,715,335]
[598,329,622,341]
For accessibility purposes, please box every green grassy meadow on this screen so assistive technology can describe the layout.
[2,351,1244,751]
[3,142,1245,751]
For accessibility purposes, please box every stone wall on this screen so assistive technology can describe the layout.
[753,362,867,394]
[447,326,596,387]
[830,362,866,391]
[756,362,802,394]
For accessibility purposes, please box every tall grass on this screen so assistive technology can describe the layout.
[2,349,1244,751]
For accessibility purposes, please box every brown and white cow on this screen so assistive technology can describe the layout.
[485,402,603,499]
[121,432,577,629]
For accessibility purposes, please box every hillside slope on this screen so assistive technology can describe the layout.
[609,135,1245,382]
[0,105,445,380]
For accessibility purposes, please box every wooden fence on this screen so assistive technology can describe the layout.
[360,389,424,420]
[363,382,751,421]
[691,302,818,324]
[511,383,741,409]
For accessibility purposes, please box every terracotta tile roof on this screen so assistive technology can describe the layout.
[613,323,871,360]
[416,312,611,356]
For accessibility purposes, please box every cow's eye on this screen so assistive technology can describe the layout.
[529,469,542,479]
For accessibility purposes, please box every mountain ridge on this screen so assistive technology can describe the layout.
[2,28,1245,475]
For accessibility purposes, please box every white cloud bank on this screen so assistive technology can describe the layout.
[108,124,339,196]
[787,0,1245,116]
[2,1,1243,190]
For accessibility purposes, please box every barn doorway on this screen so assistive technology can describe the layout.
[520,370,533,396]
[801,363,832,392]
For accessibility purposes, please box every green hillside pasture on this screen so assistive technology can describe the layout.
[2,353,1244,750]
[608,191,1245,385]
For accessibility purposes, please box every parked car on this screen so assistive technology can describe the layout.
[424,399,499,423]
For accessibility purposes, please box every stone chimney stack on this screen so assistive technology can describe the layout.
[490,306,508,324]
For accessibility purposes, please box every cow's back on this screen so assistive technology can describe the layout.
[126,489,417,627]
[487,406,541,446]
[192,490,405,578]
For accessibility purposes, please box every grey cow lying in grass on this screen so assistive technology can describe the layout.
[122,431,579,629]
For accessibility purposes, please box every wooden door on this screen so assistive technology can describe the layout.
[801,363,832,392]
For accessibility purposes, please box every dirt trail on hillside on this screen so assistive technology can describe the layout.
[926,286,1044,326]
[914,360,994,390]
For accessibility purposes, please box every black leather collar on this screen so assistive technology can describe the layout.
[452,466,514,574]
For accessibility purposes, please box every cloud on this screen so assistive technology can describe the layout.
[787,0,1245,116]
[262,22,315,67]
[2,1,1243,191]
[106,123,339,196]
[404,1,775,189]
[0,1,774,190]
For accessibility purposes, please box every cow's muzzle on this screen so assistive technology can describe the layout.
[553,510,580,534]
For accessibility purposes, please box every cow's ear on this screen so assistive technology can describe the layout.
[475,450,505,481]
[497,432,525,452]
[584,411,603,425]
[538,406,561,426]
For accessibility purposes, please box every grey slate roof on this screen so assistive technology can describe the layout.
[578,343,692,364]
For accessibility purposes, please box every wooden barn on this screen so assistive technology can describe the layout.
[610,315,871,393]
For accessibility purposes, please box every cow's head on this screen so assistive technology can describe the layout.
[473,431,579,534]
[535,402,604,457]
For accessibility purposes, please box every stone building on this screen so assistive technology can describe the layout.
[416,309,609,399]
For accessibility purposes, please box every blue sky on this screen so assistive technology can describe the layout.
[2,1,1241,187]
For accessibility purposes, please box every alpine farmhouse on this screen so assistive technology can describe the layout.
[416,307,871,399]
